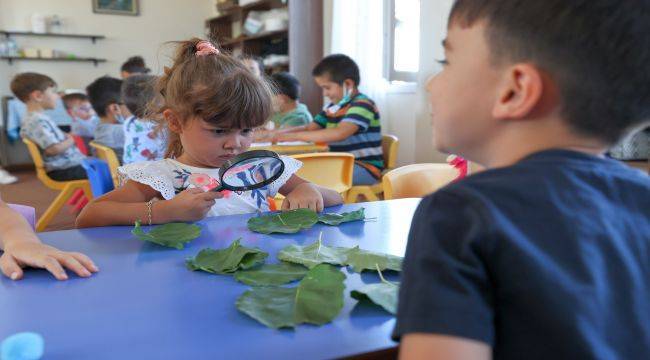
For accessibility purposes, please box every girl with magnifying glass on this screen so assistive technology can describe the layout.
[76,39,343,228]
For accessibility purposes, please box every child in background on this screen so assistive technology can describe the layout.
[86,76,128,163]
[121,74,166,164]
[269,72,313,129]
[76,39,342,228]
[0,194,97,281]
[62,92,99,149]
[11,73,87,181]
[237,54,265,78]
[394,1,650,359]
[120,56,150,79]
[275,54,383,185]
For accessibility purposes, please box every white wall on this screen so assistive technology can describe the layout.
[0,0,213,94]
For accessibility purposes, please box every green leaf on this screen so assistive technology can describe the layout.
[344,246,403,273]
[186,239,268,274]
[318,208,366,226]
[132,220,201,250]
[350,267,400,315]
[234,263,309,286]
[277,233,351,269]
[247,208,319,234]
[236,264,346,328]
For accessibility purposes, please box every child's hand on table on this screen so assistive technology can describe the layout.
[282,183,325,212]
[163,188,223,222]
[1,240,98,281]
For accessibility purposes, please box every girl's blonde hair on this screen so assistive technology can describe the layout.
[147,38,274,158]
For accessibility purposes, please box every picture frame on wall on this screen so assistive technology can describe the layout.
[92,0,140,16]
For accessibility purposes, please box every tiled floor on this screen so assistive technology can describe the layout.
[0,169,78,231]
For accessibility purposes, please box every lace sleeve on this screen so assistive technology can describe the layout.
[267,156,303,196]
[117,160,177,200]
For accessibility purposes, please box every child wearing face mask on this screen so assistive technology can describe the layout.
[87,76,129,163]
[62,92,100,150]
[272,54,383,185]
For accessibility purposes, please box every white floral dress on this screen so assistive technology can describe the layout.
[118,157,302,217]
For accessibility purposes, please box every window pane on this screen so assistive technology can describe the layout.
[394,0,420,73]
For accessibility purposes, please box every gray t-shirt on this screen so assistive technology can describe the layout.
[20,111,86,171]
[95,122,125,162]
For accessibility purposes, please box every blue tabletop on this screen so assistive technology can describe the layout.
[0,199,420,360]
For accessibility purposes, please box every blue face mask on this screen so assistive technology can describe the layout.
[115,114,126,124]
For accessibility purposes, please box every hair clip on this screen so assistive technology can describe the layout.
[195,41,219,57]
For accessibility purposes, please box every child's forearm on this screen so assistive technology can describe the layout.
[75,200,176,228]
[0,206,40,251]
[44,137,74,156]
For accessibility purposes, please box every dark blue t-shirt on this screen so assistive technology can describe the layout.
[393,150,650,359]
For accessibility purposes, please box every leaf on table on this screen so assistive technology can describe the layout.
[350,267,400,315]
[318,208,366,226]
[234,263,309,286]
[186,239,268,274]
[247,208,319,234]
[277,233,351,269]
[236,264,346,328]
[344,246,403,273]
[132,220,201,250]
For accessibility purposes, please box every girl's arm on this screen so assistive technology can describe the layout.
[75,180,223,228]
[278,174,343,212]
[0,197,97,281]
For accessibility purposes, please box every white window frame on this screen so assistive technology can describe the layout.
[384,0,420,83]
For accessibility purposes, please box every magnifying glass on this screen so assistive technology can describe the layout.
[211,150,285,192]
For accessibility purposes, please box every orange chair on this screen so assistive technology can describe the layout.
[22,138,93,231]
[274,152,354,207]
[382,163,459,200]
[89,141,121,187]
[346,134,399,203]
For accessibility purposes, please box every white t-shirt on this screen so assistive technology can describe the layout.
[118,156,301,217]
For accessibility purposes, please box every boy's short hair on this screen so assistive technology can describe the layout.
[86,76,123,117]
[61,93,89,109]
[121,74,156,118]
[10,72,56,102]
[312,54,360,87]
[450,0,650,145]
[121,56,150,75]
[271,72,301,100]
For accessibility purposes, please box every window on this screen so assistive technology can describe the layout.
[386,0,421,83]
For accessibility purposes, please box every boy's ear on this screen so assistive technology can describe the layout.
[492,63,544,121]
[343,79,356,90]
[163,109,182,134]
[28,90,43,102]
[106,103,120,116]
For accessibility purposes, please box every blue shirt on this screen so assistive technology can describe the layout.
[394,150,650,359]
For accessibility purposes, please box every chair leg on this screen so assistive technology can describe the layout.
[36,183,78,232]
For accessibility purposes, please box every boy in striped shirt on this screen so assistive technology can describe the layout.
[275,54,383,185]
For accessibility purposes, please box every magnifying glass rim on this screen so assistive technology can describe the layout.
[218,150,285,191]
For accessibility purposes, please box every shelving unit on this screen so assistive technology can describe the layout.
[0,30,106,66]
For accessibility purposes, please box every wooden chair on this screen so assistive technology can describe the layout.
[274,152,354,208]
[382,163,459,200]
[22,138,92,231]
[89,141,121,187]
[346,134,399,203]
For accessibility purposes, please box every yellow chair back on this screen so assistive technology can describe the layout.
[381,134,399,171]
[383,163,459,200]
[89,141,121,187]
[290,152,355,194]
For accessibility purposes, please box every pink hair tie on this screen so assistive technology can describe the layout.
[195,41,219,56]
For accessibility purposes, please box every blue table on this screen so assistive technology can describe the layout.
[0,199,420,359]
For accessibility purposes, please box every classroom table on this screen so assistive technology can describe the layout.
[251,141,329,155]
[0,198,421,360]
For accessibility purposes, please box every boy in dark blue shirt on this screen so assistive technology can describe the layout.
[394,1,650,359]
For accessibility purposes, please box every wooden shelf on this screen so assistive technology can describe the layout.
[220,29,288,47]
[0,30,105,43]
[0,56,107,66]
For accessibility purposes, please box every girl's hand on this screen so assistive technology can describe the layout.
[165,188,224,222]
[282,183,324,212]
[0,241,98,281]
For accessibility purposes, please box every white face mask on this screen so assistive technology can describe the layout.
[325,84,352,114]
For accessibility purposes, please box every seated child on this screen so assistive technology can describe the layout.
[394,1,650,359]
[75,39,343,228]
[120,55,150,79]
[269,72,313,129]
[86,76,128,163]
[275,54,384,185]
[0,193,97,280]
[121,74,166,164]
[11,73,87,181]
[62,92,99,149]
